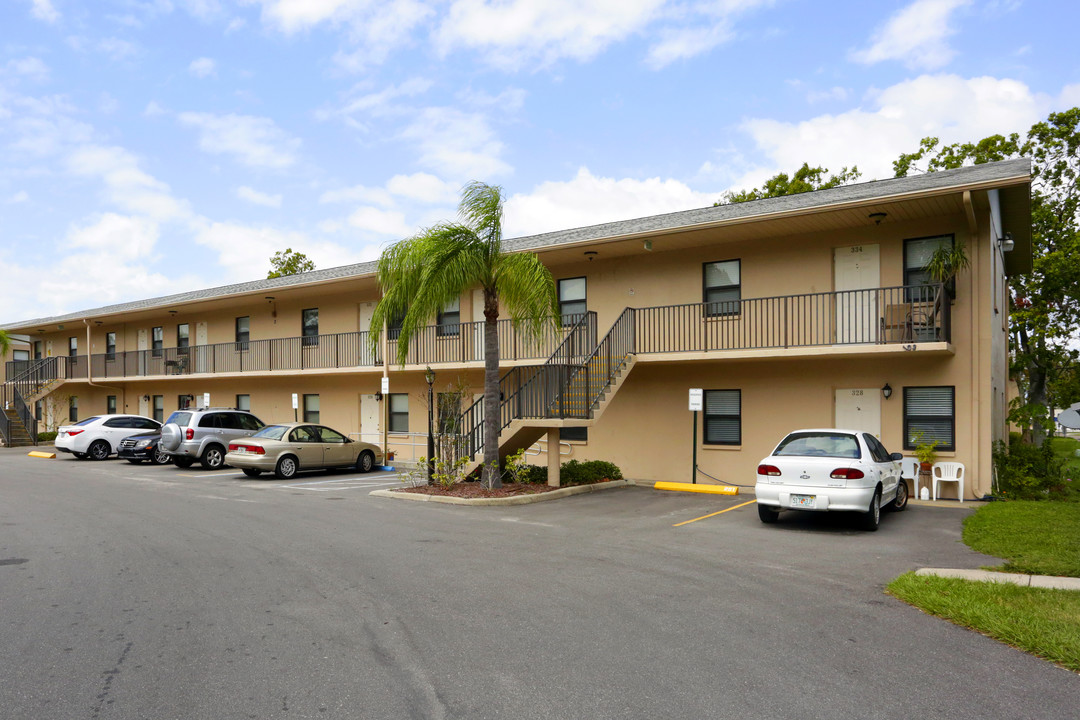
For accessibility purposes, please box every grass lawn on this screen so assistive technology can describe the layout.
[887,573,1080,672]
[1050,436,1080,494]
[963,500,1080,577]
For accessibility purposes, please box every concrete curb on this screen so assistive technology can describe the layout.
[370,479,633,506]
[916,567,1080,591]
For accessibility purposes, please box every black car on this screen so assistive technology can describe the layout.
[116,431,172,465]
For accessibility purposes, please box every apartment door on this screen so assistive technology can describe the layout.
[835,388,881,439]
[195,322,208,373]
[834,245,879,344]
[137,328,148,375]
[139,394,150,418]
[360,393,380,444]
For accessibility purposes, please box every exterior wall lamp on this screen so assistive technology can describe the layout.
[869,212,888,225]
[998,232,1015,252]
[882,383,893,400]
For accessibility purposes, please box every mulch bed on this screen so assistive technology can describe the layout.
[397,480,610,499]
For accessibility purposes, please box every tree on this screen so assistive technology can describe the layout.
[716,163,861,205]
[894,108,1080,444]
[369,182,559,489]
[267,248,315,279]
[0,329,11,359]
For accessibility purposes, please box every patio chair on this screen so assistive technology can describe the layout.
[880,303,913,343]
[900,457,922,498]
[932,462,964,502]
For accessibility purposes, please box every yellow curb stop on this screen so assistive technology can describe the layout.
[654,481,739,495]
[27,451,56,459]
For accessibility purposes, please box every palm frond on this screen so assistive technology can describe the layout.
[493,252,560,342]
[459,181,503,253]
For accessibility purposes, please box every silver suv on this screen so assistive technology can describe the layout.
[160,408,266,470]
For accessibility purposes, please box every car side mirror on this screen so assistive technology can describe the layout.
[890,452,903,461]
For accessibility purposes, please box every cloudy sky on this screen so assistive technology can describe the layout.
[1,0,1077,323]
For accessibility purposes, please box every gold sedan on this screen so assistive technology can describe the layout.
[224,422,384,479]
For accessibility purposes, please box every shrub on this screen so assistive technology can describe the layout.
[560,459,623,485]
[37,431,57,443]
[993,437,1067,500]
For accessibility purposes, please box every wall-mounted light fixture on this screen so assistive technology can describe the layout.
[998,232,1015,252]
[869,212,888,225]
[584,251,598,260]
[169,310,178,316]
[142,395,150,402]
[643,239,653,251]
[266,296,277,320]
[881,383,893,400]
[374,391,383,402]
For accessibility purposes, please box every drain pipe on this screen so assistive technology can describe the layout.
[84,319,124,411]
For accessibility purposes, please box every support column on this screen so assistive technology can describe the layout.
[547,428,560,488]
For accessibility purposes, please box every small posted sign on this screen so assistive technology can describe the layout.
[381,376,390,395]
[291,393,299,410]
[688,388,703,412]
[202,392,210,408]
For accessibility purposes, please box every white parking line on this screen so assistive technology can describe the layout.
[281,475,402,491]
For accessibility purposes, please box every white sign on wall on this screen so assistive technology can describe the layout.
[291,393,299,410]
[688,388,703,412]
[202,392,210,408]
[381,376,390,395]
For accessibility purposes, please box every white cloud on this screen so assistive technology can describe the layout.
[346,206,413,238]
[143,101,166,117]
[385,172,459,204]
[806,86,850,104]
[851,0,972,70]
[645,23,733,70]
[236,185,283,208]
[400,106,511,180]
[504,167,719,237]
[66,145,190,221]
[97,37,139,60]
[5,191,30,204]
[67,213,159,258]
[4,57,50,82]
[178,112,301,168]
[188,57,217,78]
[29,0,60,23]
[191,220,370,280]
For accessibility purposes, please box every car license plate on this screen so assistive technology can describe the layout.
[790,494,816,509]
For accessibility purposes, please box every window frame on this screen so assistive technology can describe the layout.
[436,298,461,337]
[69,395,78,422]
[152,395,164,423]
[302,308,319,347]
[68,337,78,358]
[107,395,117,415]
[151,326,164,358]
[302,394,320,424]
[903,234,954,300]
[558,277,587,326]
[105,332,116,361]
[177,324,190,355]
[235,316,250,351]
[560,426,588,443]
[903,386,956,452]
[235,394,250,412]
[703,389,741,446]
[702,259,741,318]
[388,393,409,434]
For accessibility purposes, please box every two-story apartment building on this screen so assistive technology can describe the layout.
[1,159,1031,498]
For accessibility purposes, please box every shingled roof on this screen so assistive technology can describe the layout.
[3,158,1031,330]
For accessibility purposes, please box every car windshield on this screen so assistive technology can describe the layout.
[74,417,100,426]
[165,411,192,426]
[774,432,861,459]
[252,425,288,441]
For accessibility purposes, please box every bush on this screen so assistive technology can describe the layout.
[519,464,548,484]
[993,437,1067,500]
[37,431,57,443]
[506,459,623,485]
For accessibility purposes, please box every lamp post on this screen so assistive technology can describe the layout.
[425,366,435,485]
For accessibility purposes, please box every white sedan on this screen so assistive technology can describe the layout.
[754,429,908,531]
[55,414,163,460]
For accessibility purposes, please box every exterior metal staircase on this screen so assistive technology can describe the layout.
[0,357,61,447]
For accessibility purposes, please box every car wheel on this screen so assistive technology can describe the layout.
[356,451,375,473]
[275,455,298,480]
[757,503,779,524]
[861,489,881,531]
[126,459,143,465]
[152,447,171,465]
[242,468,262,478]
[891,479,909,512]
[173,457,195,469]
[88,440,110,461]
[200,445,226,470]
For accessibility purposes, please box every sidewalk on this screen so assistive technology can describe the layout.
[916,567,1080,591]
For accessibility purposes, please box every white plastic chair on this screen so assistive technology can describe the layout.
[932,462,965,502]
[901,457,922,498]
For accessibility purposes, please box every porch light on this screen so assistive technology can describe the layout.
[882,383,893,400]
[869,212,887,225]
[584,251,598,260]
[999,232,1015,252]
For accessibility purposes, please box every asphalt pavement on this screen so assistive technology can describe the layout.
[0,451,1076,719]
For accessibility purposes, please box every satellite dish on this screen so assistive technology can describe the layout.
[1059,408,1080,429]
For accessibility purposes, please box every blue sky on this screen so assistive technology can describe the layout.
[1,0,1077,324]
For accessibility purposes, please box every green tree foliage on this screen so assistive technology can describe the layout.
[369,182,559,489]
[894,108,1080,443]
[267,248,316,279]
[716,163,861,205]
[0,329,11,359]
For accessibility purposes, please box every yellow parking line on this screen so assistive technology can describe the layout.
[673,499,757,527]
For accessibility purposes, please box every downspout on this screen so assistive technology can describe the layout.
[962,191,982,498]
[83,319,124,410]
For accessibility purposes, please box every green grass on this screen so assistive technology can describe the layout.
[888,573,1080,672]
[1050,436,1080,494]
[963,501,1080,577]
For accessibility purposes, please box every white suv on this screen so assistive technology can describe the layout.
[55,414,163,460]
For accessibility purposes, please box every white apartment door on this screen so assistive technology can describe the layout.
[358,302,376,365]
[138,395,150,418]
[360,393,380,444]
[834,245,879,344]
[835,388,881,439]
[195,322,208,373]
[137,328,148,374]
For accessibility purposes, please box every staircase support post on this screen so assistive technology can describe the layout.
[547,428,560,487]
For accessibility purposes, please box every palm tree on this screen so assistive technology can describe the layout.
[370,182,559,488]
[0,329,11,360]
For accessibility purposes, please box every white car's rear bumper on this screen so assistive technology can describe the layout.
[755,483,876,513]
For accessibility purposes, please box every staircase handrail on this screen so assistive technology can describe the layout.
[5,356,67,401]
[11,386,37,445]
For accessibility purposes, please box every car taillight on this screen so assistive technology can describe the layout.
[185,428,194,440]
[830,468,865,480]
[757,464,781,476]
[230,443,264,455]
[67,429,84,436]
[228,444,239,451]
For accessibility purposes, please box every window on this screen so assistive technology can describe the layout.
[904,235,953,299]
[863,434,892,463]
[437,299,460,337]
[904,386,955,451]
[152,326,163,357]
[178,394,193,410]
[303,394,320,423]
[134,418,160,430]
[35,400,42,421]
[560,427,588,442]
[104,417,134,428]
[69,396,78,422]
[34,341,42,359]
[291,426,319,443]
[319,426,347,443]
[105,332,116,361]
[302,308,319,346]
[107,395,116,414]
[11,350,28,375]
[703,260,741,317]
[558,277,587,325]
[177,324,189,355]
[388,310,405,341]
[388,393,409,433]
[237,414,264,432]
[235,316,250,350]
[153,395,164,423]
[69,337,78,357]
[236,394,250,412]
[703,389,740,445]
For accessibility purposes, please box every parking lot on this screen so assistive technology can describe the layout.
[1,449,1077,719]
